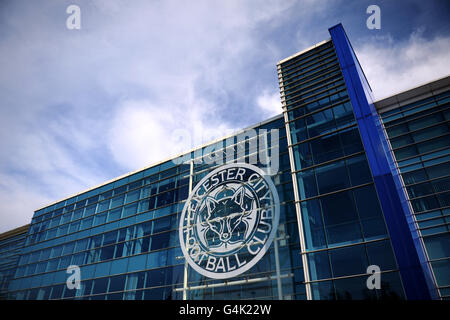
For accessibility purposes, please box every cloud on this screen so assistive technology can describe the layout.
[0,0,300,232]
[356,30,450,100]
[107,99,236,170]
[256,90,282,117]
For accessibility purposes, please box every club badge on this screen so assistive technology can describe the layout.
[179,163,280,279]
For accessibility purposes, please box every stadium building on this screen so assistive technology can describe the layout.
[0,24,449,300]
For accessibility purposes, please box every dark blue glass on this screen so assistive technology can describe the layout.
[109,275,126,293]
[296,169,317,199]
[316,159,350,194]
[307,250,331,280]
[366,240,397,270]
[310,132,343,164]
[300,199,326,250]
[353,185,388,240]
[346,154,372,186]
[423,233,450,260]
[329,244,368,277]
[321,191,362,246]
[333,275,375,300]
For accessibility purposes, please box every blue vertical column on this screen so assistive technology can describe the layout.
[329,23,437,300]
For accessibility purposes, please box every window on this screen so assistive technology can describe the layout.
[300,199,326,250]
[307,251,331,281]
[92,277,109,295]
[316,159,350,194]
[353,185,387,240]
[321,191,362,246]
[329,244,368,277]
[125,190,140,204]
[108,275,126,293]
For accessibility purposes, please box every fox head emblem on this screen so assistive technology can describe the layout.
[197,184,257,253]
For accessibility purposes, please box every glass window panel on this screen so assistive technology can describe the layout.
[84,204,97,217]
[407,182,434,198]
[333,275,375,300]
[333,102,354,128]
[307,250,331,281]
[329,244,368,277]
[111,194,125,208]
[316,160,350,194]
[51,245,63,258]
[110,257,128,275]
[300,199,326,250]
[390,135,413,149]
[306,108,335,138]
[128,254,147,272]
[94,212,107,226]
[296,169,317,199]
[394,145,418,161]
[109,275,126,293]
[431,259,450,287]
[293,143,313,169]
[417,135,450,154]
[97,200,110,213]
[366,240,397,271]
[411,195,440,213]
[147,251,167,269]
[340,127,363,155]
[426,161,450,179]
[107,208,123,222]
[50,285,65,299]
[310,280,334,300]
[146,268,165,288]
[81,217,94,230]
[346,154,372,186]
[125,190,140,204]
[62,242,75,255]
[69,221,80,233]
[72,209,83,221]
[92,277,109,295]
[123,203,138,218]
[423,233,450,260]
[402,169,428,185]
[353,185,388,240]
[126,271,146,291]
[437,191,450,207]
[151,232,170,251]
[310,132,343,164]
[321,191,362,246]
[386,123,409,137]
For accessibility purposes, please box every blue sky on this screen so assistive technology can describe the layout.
[0,0,449,233]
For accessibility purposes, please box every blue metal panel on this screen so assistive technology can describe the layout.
[329,23,437,300]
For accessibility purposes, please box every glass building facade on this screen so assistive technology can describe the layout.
[278,36,405,300]
[376,78,450,299]
[0,225,28,299]
[0,24,448,300]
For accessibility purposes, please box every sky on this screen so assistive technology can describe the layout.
[0,0,449,233]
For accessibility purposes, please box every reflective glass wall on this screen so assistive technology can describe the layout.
[380,89,450,299]
[0,226,28,299]
[278,40,405,300]
[6,116,305,300]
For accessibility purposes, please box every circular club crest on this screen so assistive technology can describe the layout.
[179,163,280,279]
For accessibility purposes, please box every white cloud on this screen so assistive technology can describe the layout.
[107,99,237,170]
[356,30,450,100]
[256,90,282,117]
